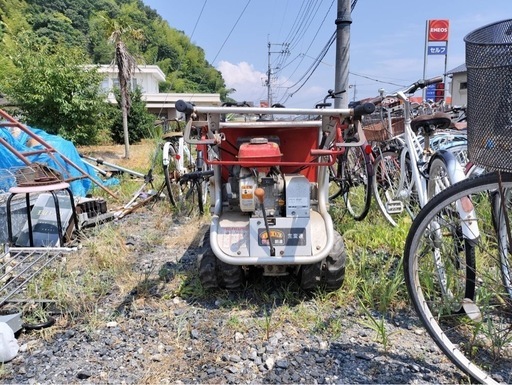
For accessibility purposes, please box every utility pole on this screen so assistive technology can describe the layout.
[334,0,351,108]
[266,42,290,107]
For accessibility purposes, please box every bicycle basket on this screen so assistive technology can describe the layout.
[464,18,512,171]
[362,106,405,141]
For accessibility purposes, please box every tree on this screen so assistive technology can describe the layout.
[1,32,111,145]
[101,14,144,158]
[109,87,155,145]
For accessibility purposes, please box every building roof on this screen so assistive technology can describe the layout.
[93,64,166,82]
[446,63,467,75]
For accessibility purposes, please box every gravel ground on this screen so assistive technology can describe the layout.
[1,207,469,384]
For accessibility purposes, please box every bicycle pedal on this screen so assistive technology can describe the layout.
[385,200,403,214]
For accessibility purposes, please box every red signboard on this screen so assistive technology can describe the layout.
[428,19,449,42]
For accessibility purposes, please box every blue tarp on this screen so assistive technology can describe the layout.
[0,126,102,197]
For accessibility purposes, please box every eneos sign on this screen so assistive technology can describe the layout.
[428,19,449,41]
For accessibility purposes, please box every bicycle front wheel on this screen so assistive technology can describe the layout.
[341,145,372,221]
[373,150,418,226]
[493,187,512,300]
[175,179,204,217]
[404,172,512,384]
[328,157,344,201]
[163,142,181,206]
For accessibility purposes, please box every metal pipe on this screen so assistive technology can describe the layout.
[79,154,145,178]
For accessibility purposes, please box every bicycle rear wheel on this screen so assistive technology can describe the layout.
[427,155,466,200]
[341,145,372,221]
[404,172,512,384]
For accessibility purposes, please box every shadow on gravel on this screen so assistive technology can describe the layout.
[116,220,323,320]
[113,221,210,317]
[260,340,465,384]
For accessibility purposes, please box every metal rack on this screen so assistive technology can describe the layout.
[0,245,77,307]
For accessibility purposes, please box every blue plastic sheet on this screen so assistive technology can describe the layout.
[0,126,103,197]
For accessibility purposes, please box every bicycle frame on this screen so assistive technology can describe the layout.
[162,136,191,176]
[397,90,430,208]
[389,90,467,214]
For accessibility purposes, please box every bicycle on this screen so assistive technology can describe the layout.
[317,89,374,221]
[369,77,467,227]
[161,118,212,216]
[403,19,512,384]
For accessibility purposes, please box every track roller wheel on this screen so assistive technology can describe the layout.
[197,230,245,291]
[299,230,346,291]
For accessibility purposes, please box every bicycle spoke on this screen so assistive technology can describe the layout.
[405,172,512,384]
[342,146,372,220]
[372,150,416,226]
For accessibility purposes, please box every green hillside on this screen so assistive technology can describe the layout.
[0,0,228,144]
[0,0,227,96]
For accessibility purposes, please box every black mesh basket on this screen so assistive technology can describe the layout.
[464,19,512,171]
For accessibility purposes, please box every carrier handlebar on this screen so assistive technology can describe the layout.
[175,99,375,118]
[175,100,195,115]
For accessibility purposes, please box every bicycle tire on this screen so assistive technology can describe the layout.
[163,142,181,206]
[328,157,344,200]
[341,145,372,220]
[404,172,512,384]
[492,186,512,300]
[176,179,203,217]
[427,157,454,200]
[372,150,418,226]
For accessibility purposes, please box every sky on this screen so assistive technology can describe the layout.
[142,0,512,108]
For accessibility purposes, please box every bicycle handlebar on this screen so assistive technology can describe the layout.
[324,89,346,102]
[315,89,346,108]
[403,76,443,95]
[222,101,251,107]
[180,169,215,183]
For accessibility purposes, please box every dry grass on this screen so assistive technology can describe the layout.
[15,139,208,328]
[23,137,410,346]
[77,139,158,174]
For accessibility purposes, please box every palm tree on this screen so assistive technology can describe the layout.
[106,20,144,159]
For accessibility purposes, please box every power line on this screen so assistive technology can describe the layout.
[210,0,252,65]
[274,0,334,79]
[152,0,209,117]
[190,0,208,39]
[287,0,323,52]
[275,0,359,104]
[349,71,407,88]
[280,30,336,103]
[179,0,251,104]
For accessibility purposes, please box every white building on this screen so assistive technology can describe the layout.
[446,64,467,107]
[94,64,222,120]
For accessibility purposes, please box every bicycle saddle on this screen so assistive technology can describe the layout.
[162,131,183,140]
[411,112,452,135]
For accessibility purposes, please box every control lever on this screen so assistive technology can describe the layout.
[255,187,275,256]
